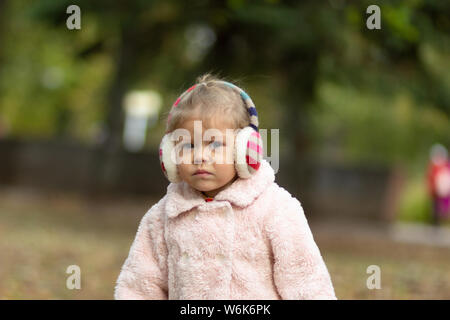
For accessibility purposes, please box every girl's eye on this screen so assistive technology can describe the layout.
[209,141,223,149]
[182,143,194,150]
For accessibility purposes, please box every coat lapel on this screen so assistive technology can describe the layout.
[165,159,275,219]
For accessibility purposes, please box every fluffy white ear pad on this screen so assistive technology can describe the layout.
[159,133,181,183]
[234,127,263,179]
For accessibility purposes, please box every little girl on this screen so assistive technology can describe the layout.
[114,74,337,300]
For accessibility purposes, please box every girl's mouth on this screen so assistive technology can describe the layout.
[194,170,212,175]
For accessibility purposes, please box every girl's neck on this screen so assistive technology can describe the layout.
[201,174,238,198]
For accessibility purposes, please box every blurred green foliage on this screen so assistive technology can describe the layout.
[397,174,433,223]
[0,0,449,168]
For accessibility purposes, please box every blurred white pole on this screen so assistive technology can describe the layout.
[123,90,162,152]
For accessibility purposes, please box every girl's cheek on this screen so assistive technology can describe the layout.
[223,146,234,164]
[177,148,193,164]
[216,147,234,165]
[178,163,192,178]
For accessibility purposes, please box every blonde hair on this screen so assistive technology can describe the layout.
[165,74,250,132]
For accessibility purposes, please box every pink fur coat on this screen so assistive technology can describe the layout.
[114,159,337,300]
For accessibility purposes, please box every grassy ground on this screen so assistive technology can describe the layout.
[315,226,450,299]
[0,187,449,299]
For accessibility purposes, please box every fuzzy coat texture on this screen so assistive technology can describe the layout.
[114,159,337,300]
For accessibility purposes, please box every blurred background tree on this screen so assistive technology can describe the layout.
[0,0,449,220]
[1,0,448,161]
[2,0,450,300]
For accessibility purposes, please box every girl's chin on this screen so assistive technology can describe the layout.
[193,182,226,192]
[189,181,216,190]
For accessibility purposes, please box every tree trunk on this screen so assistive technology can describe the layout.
[88,22,137,195]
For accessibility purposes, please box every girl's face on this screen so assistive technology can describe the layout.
[175,117,238,198]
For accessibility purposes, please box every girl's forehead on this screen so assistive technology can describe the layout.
[178,117,237,132]
[173,119,237,143]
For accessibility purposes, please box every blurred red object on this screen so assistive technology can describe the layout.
[427,160,450,198]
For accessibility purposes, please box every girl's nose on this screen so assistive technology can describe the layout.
[193,145,212,164]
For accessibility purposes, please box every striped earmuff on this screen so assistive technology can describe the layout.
[159,81,263,183]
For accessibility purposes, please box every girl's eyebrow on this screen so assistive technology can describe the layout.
[175,136,192,144]
[206,137,226,144]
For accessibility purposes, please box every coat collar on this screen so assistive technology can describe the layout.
[165,159,275,219]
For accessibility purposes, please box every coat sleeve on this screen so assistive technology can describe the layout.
[265,192,337,300]
[114,199,168,300]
